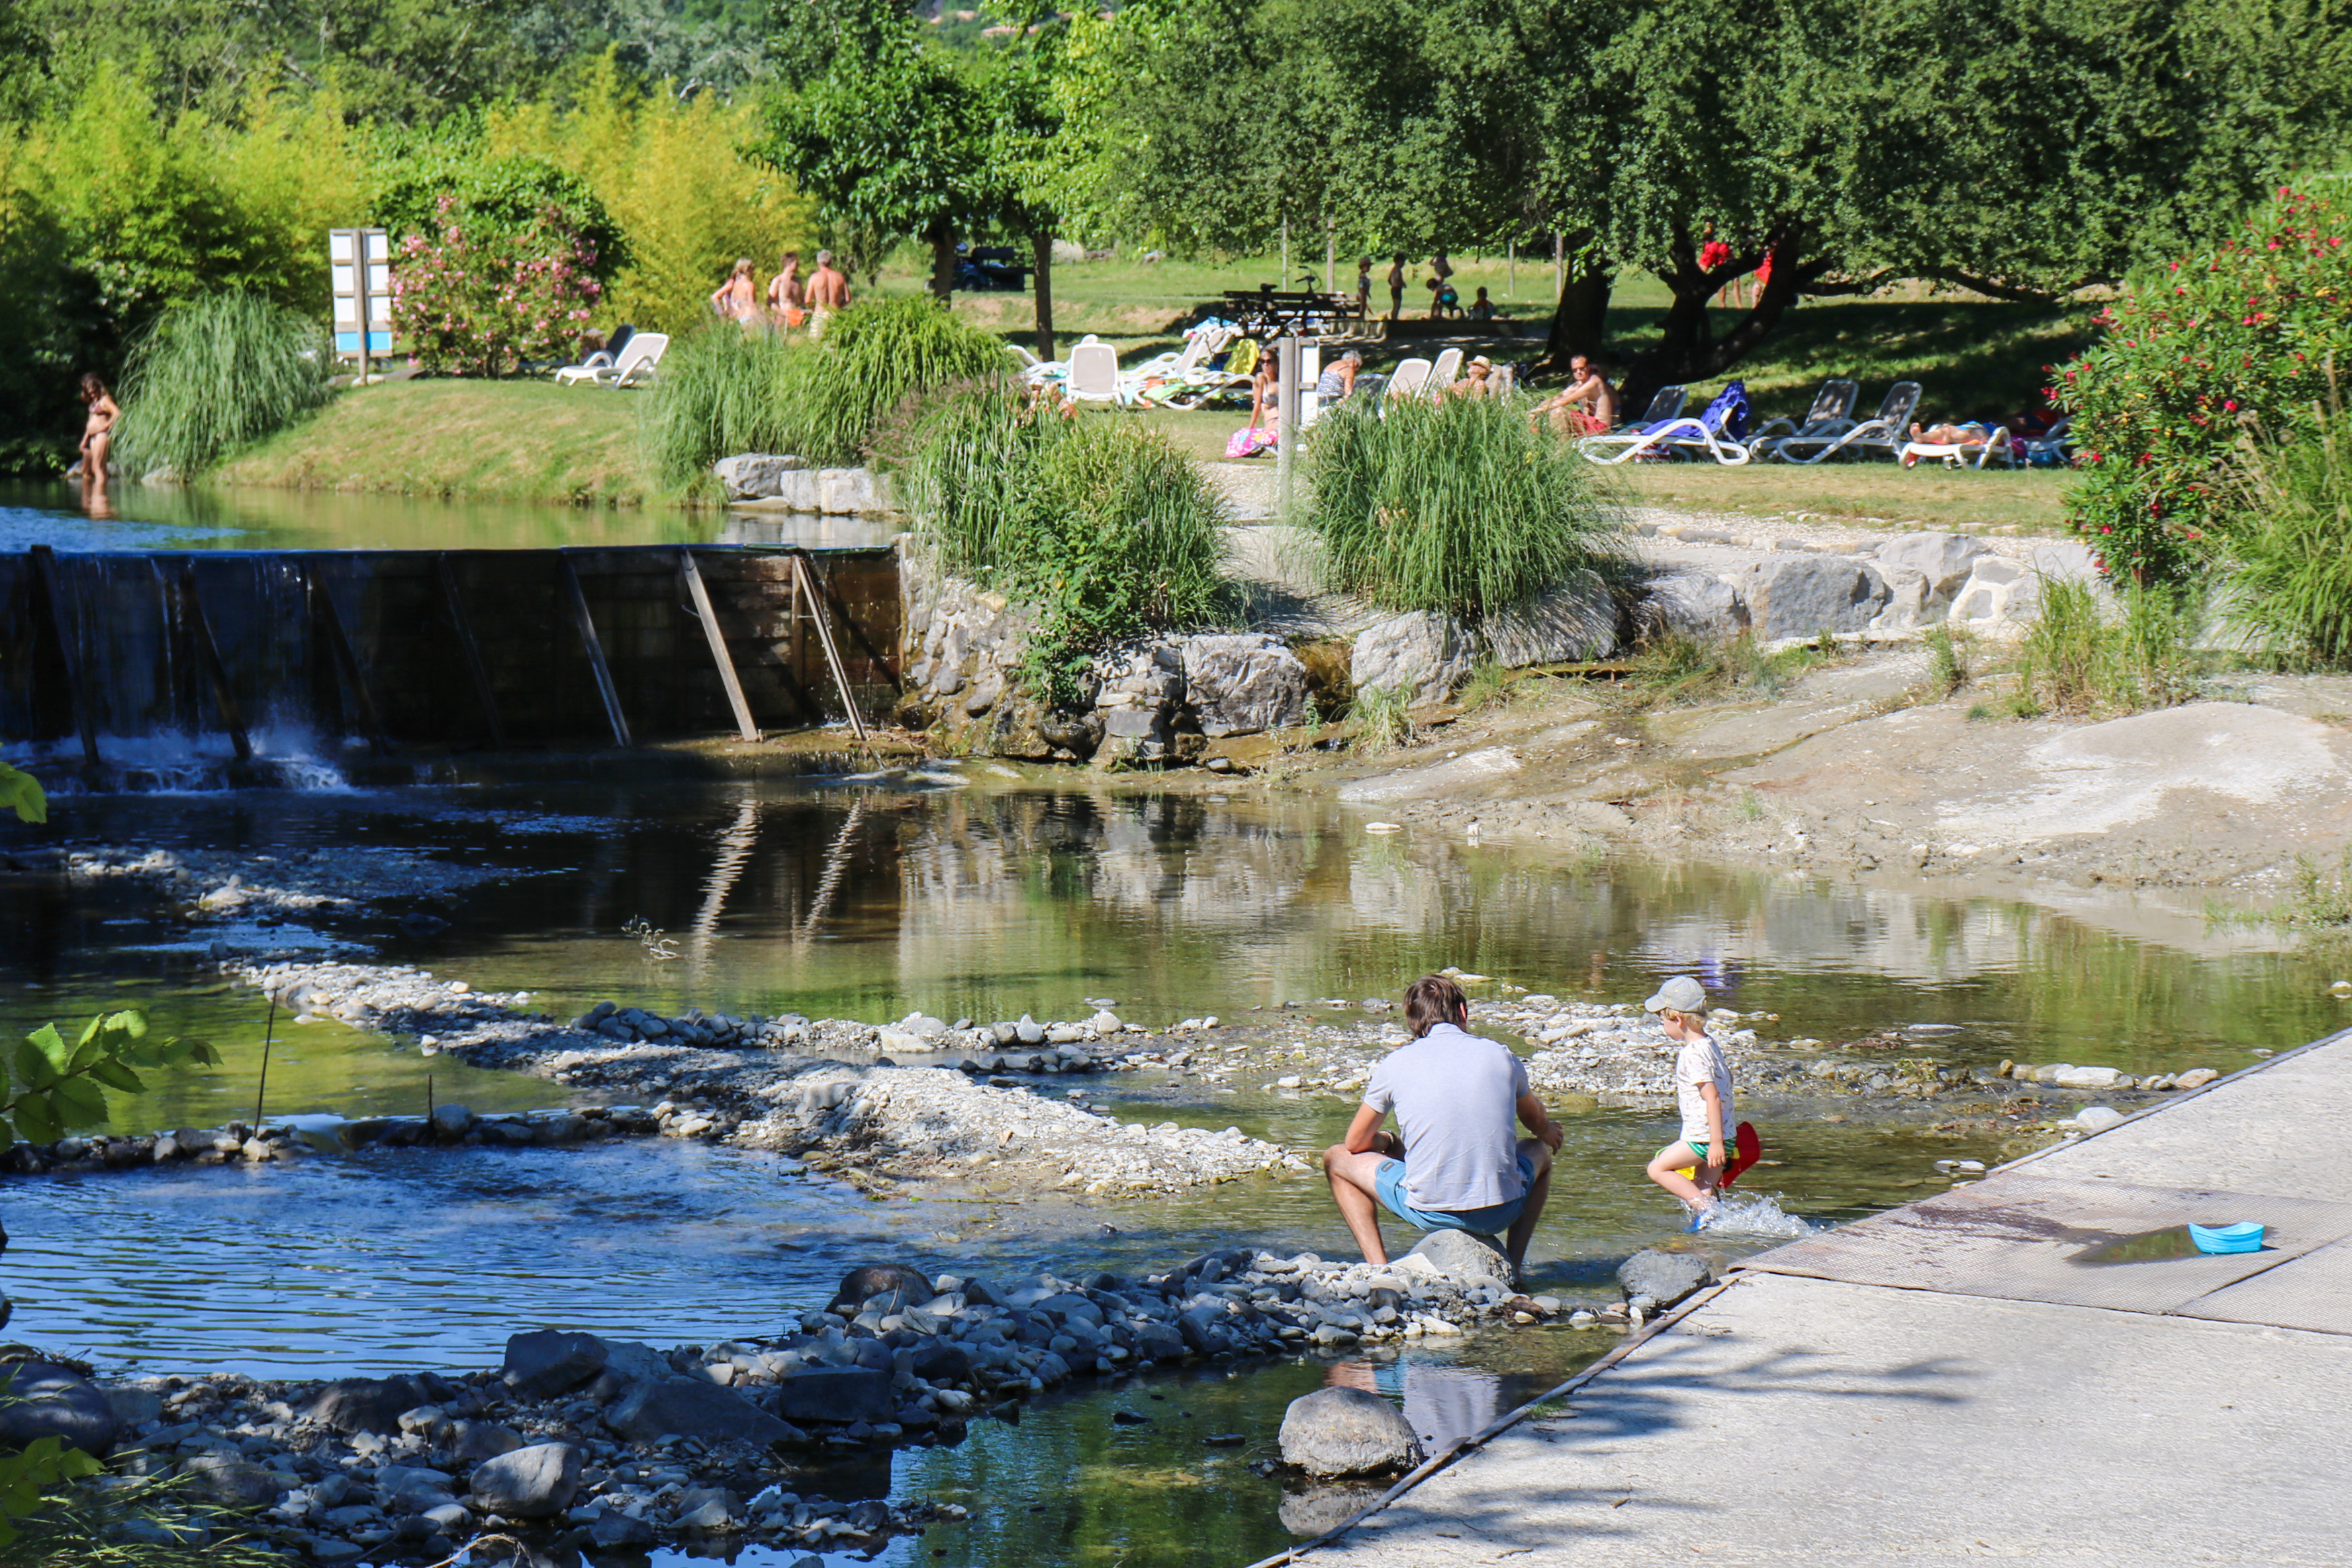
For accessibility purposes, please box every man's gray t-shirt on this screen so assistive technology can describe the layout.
[1362,1023,1532,1211]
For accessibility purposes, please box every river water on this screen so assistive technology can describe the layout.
[4,483,2345,1566]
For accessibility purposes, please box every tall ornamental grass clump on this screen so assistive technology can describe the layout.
[2220,398,2352,667]
[639,326,805,487]
[111,291,333,477]
[898,383,1231,704]
[2013,577,2200,716]
[644,296,1011,484]
[1304,395,1623,620]
[2059,183,2352,584]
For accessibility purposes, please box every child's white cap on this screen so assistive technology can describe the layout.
[1644,975,1708,1013]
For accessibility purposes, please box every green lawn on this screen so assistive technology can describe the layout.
[217,379,659,504]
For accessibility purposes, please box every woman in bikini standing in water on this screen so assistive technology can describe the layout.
[77,372,119,506]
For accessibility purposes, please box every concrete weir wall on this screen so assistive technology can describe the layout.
[1,544,902,752]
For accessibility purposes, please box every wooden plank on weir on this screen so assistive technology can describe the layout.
[176,562,253,762]
[27,544,99,766]
[305,561,391,754]
[795,552,903,693]
[434,552,507,749]
[681,548,759,742]
[559,553,633,747]
[792,551,869,745]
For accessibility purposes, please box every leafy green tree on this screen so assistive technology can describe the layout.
[759,0,989,299]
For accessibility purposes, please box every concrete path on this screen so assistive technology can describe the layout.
[1308,1033,2352,1567]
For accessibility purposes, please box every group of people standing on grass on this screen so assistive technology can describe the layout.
[1358,253,1495,324]
[1321,973,1746,1283]
[710,248,853,336]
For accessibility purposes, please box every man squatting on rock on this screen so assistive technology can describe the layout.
[1323,975,1564,1279]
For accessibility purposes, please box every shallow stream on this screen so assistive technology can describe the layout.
[5,481,2347,1566]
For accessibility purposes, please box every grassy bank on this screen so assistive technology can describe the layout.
[214,380,658,505]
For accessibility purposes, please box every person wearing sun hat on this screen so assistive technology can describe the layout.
[1643,974,1740,1229]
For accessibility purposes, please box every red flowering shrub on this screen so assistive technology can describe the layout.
[2060,185,2352,584]
[391,195,604,377]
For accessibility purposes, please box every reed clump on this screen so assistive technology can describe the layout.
[2220,398,2352,668]
[643,296,1012,486]
[896,382,1230,704]
[2012,577,2200,717]
[111,292,334,478]
[1303,394,1624,620]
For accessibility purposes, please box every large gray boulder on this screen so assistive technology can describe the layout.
[1398,1229,1513,1286]
[1644,573,1745,643]
[1180,634,1311,736]
[1350,612,1474,706]
[770,1366,895,1426]
[1480,571,1619,667]
[604,1377,796,1446]
[469,1442,582,1519]
[1617,1248,1715,1313]
[712,453,806,501]
[0,1361,118,1456]
[1736,556,1890,641]
[1873,532,1990,603]
[826,1262,936,1316]
[305,1375,438,1436]
[1278,1387,1421,1477]
[502,1330,608,1399]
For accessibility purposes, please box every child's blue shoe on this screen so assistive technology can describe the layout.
[1685,1207,1722,1234]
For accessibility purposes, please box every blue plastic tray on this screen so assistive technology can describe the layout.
[2188,1221,2265,1254]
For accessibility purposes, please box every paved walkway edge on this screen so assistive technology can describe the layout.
[1238,1020,2352,1566]
[1235,1281,1732,1568]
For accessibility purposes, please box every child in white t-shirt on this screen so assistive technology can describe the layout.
[1642,974,1736,1228]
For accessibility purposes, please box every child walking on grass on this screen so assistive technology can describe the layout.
[1643,975,1742,1230]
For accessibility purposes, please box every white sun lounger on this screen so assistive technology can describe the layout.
[1384,357,1434,402]
[1066,337,1120,403]
[1900,425,2014,469]
[1425,347,1463,398]
[555,332,667,387]
[1765,381,1921,463]
[1746,378,1859,458]
[1579,391,1751,465]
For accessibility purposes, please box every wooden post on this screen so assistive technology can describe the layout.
[177,563,253,762]
[434,553,506,749]
[680,549,759,742]
[792,552,868,745]
[558,554,632,748]
[305,563,391,754]
[27,545,98,767]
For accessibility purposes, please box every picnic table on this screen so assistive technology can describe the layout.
[1219,287,1358,340]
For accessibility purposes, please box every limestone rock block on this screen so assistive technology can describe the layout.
[818,468,887,514]
[1350,612,1474,706]
[1278,1387,1421,1477]
[1480,571,1619,667]
[1736,557,1890,641]
[1867,567,1939,634]
[1872,532,1991,602]
[711,453,806,501]
[1180,633,1310,737]
[1644,573,1746,643]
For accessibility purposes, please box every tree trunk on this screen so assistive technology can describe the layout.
[926,219,958,302]
[1541,231,1613,366]
[1615,217,1826,414]
[1031,228,1055,364]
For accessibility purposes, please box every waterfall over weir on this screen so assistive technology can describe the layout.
[1,544,902,788]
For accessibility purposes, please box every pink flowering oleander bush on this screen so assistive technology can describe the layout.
[377,155,624,379]
[2060,185,2352,585]
[391,195,604,377]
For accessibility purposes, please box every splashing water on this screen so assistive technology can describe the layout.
[1697,1190,1822,1239]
